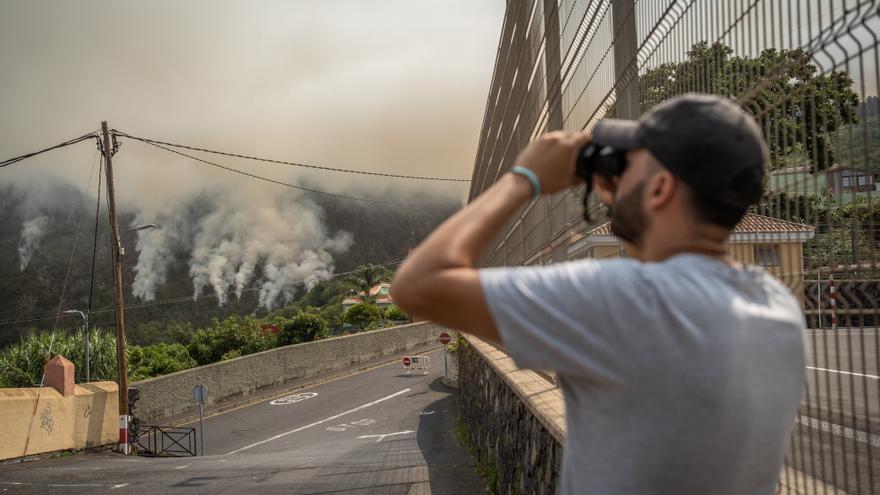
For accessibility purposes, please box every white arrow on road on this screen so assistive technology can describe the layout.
[356,431,414,443]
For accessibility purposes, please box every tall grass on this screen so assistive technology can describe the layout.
[0,330,119,387]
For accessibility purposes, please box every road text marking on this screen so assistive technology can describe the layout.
[269,392,318,406]
[357,431,414,443]
[806,366,879,380]
[795,415,880,448]
[225,388,411,455]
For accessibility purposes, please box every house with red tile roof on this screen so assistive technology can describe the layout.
[342,282,394,311]
[567,213,815,302]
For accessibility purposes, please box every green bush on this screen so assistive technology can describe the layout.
[187,316,276,366]
[128,343,196,381]
[384,305,409,321]
[0,329,119,387]
[319,304,344,332]
[277,313,328,346]
[343,303,380,331]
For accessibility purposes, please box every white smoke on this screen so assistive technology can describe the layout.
[131,208,191,301]
[18,216,50,271]
[131,189,352,310]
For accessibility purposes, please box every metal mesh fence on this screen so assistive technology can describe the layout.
[469,1,880,493]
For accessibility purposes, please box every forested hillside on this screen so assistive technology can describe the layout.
[0,181,460,348]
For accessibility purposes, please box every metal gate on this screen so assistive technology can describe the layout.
[132,425,198,457]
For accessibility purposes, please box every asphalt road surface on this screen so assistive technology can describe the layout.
[790,328,880,494]
[0,348,483,494]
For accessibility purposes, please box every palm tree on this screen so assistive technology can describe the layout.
[349,264,385,302]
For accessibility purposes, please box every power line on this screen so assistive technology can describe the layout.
[113,131,471,182]
[0,132,98,168]
[125,137,425,208]
[87,154,105,320]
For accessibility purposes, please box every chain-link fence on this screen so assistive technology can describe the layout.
[469,1,880,493]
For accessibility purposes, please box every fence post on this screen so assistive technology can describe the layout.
[829,274,837,330]
[612,0,640,119]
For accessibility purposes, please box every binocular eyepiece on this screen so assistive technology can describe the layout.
[574,143,627,222]
[575,143,627,192]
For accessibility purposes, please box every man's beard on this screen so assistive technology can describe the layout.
[609,180,649,247]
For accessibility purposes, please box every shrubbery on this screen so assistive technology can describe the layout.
[0,329,198,387]
[186,316,276,366]
[343,303,381,331]
[383,305,409,321]
[277,312,328,346]
[128,343,197,381]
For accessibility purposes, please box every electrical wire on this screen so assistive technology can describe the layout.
[20,145,100,461]
[125,137,425,208]
[113,131,471,182]
[0,132,98,168]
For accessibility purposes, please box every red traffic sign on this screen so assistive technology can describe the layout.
[403,356,412,367]
[439,332,451,345]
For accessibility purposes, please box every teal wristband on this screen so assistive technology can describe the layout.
[511,166,541,200]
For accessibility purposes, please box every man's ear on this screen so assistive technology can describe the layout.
[645,170,677,211]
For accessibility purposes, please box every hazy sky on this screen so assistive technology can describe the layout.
[0,1,506,209]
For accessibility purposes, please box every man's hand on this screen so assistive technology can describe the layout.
[513,131,591,195]
[593,174,617,206]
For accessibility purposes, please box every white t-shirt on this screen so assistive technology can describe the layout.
[480,254,806,495]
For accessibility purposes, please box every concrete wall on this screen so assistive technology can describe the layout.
[0,382,118,461]
[457,336,564,495]
[133,321,447,422]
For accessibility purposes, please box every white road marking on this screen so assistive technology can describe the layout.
[225,388,411,455]
[357,430,415,443]
[806,366,880,380]
[420,410,435,416]
[175,465,188,470]
[795,415,880,448]
[269,392,318,406]
[0,482,127,488]
[326,418,376,432]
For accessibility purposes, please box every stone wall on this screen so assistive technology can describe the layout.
[133,321,447,422]
[457,336,564,495]
[0,382,118,461]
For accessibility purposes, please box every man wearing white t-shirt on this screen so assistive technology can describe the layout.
[391,94,805,494]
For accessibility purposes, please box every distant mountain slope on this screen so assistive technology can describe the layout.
[0,182,460,348]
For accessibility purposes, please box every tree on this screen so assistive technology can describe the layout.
[343,303,381,331]
[348,264,386,300]
[187,316,276,366]
[384,305,409,321]
[278,313,328,345]
[128,343,197,381]
[637,41,859,172]
[0,329,194,387]
[319,304,344,332]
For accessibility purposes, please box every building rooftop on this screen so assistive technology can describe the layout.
[585,213,813,236]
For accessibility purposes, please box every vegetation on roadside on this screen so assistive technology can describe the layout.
[455,414,500,495]
[1,263,410,387]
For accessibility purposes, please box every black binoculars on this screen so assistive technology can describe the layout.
[574,143,627,222]
[575,143,627,190]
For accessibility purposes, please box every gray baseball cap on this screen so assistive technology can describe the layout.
[592,93,767,209]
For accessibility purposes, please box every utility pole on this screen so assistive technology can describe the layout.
[101,121,129,455]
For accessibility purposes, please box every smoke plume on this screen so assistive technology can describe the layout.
[18,216,49,271]
[131,189,353,309]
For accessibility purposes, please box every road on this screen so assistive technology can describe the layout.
[0,348,483,494]
[791,328,880,494]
